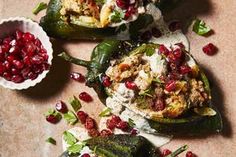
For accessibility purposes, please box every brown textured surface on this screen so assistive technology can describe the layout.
[0,0,235,157]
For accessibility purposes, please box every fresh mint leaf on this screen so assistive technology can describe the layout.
[192,19,211,36]
[145,47,155,56]
[110,10,124,23]
[128,118,135,127]
[70,96,82,112]
[67,142,86,155]
[63,131,77,146]
[64,111,78,125]
[32,2,47,15]
[99,107,112,117]
[46,137,56,145]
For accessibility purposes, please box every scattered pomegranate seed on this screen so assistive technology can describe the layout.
[85,117,96,130]
[125,81,137,90]
[180,65,192,74]
[169,21,182,32]
[100,129,113,137]
[79,92,93,102]
[106,119,116,130]
[162,149,172,156]
[102,75,112,87]
[81,154,91,157]
[173,48,183,59]
[116,121,129,131]
[202,43,217,55]
[46,115,59,124]
[111,115,122,124]
[125,6,135,19]
[159,45,169,56]
[152,28,162,38]
[165,80,176,92]
[88,128,100,137]
[70,72,85,82]
[152,98,165,111]
[77,111,88,124]
[55,101,68,113]
[186,151,195,157]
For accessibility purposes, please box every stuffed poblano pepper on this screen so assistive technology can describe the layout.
[59,40,222,136]
[39,0,180,40]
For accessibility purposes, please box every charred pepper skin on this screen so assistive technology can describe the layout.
[59,40,223,136]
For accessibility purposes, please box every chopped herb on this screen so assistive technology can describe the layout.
[63,111,78,125]
[95,0,105,5]
[70,96,82,112]
[63,131,77,146]
[153,78,164,84]
[44,109,61,119]
[166,145,188,157]
[67,142,86,155]
[110,10,124,23]
[99,107,112,117]
[32,2,47,15]
[46,137,56,145]
[145,46,155,56]
[128,118,135,128]
[139,87,154,97]
[192,19,211,36]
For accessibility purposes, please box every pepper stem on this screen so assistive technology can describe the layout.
[58,52,90,68]
[166,145,188,157]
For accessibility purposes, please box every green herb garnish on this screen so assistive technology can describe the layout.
[166,145,188,157]
[145,46,155,56]
[63,131,77,146]
[110,10,124,23]
[192,19,211,36]
[32,2,47,15]
[70,96,82,112]
[128,118,136,127]
[99,107,112,117]
[67,142,86,155]
[63,111,78,125]
[46,137,56,145]
[44,109,61,119]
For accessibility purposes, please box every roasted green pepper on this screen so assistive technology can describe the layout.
[59,134,188,157]
[59,40,223,136]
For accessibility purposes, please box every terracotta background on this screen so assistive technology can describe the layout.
[0,0,235,156]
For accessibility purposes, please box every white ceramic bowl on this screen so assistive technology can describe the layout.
[0,17,53,90]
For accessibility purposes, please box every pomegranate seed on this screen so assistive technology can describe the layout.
[165,80,176,92]
[39,53,49,61]
[102,75,112,87]
[31,55,44,64]
[130,129,138,135]
[125,6,135,19]
[100,129,113,137]
[79,92,93,102]
[175,43,185,49]
[202,43,217,55]
[152,98,165,111]
[77,111,88,124]
[3,61,11,71]
[0,64,5,75]
[169,21,182,32]
[116,0,129,9]
[168,71,182,80]
[25,42,36,54]
[11,75,24,83]
[116,121,129,131]
[186,151,195,157]
[7,55,16,63]
[22,32,35,42]
[162,149,172,156]
[46,115,59,124]
[39,48,47,54]
[125,81,137,90]
[12,60,24,69]
[21,68,31,79]
[23,56,31,66]
[141,31,152,41]
[15,30,23,40]
[152,28,162,38]
[3,37,12,45]
[11,68,20,75]
[180,65,192,74]
[0,44,10,53]
[9,45,20,55]
[70,72,85,82]
[28,72,38,80]
[111,115,122,124]
[159,45,169,56]
[81,154,91,157]
[167,53,178,63]
[173,48,183,59]
[3,72,12,81]
[106,119,116,130]
[34,38,42,47]
[85,117,96,130]
[87,128,100,137]
[55,101,68,113]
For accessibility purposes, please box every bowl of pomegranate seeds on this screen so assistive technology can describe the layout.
[0,17,53,90]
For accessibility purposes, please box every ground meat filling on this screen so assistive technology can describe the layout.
[105,44,211,118]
